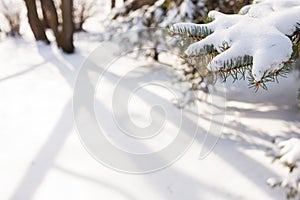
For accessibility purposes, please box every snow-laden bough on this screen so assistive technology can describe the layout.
[168,0,300,82]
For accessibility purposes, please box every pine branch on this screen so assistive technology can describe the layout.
[167,23,213,41]
[169,24,300,91]
[247,63,291,92]
[168,1,300,95]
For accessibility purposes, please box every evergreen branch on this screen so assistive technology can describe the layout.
[184,54,292,92]
[169,13,300,94]
[170,33,205,41]
[291,25,300,59]
[247,63,291,92]
[205,57,252,82]
[167,23,213,41]
[181,44,216,59]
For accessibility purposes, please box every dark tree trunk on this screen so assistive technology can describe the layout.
[40,0,60,43]
[111,0,116,9]
[24,0,49,43]
[60,0,74,53]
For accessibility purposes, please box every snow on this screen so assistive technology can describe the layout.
[266,137,300,197]
[277,138,300,165]
[0,0,300,199]
[180,0,194,20]
[170,0,300,81]
[267,163,300,199]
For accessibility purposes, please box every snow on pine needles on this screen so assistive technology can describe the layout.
[168,0,300,86]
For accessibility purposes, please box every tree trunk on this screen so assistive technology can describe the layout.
[111,0,116,9]
[60,0,74,53]
[24,0,49,43]
[40,0,60,43]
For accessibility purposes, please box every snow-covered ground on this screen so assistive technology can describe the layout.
[0,32,299,200]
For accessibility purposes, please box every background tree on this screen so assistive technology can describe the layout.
[73,0,99,32]
[60,0,74,53]
[24,0,74,53]
[111,0,115,9]
[40,0,60,41]
[24,0,49,43]
[0,0,23,37]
